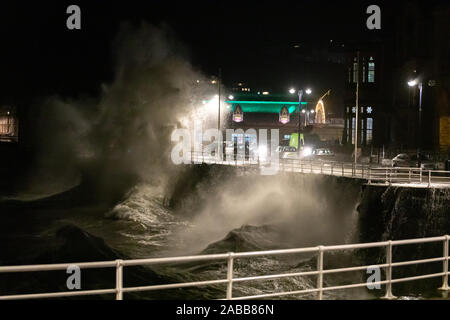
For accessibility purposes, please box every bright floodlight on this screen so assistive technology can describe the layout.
[228,95,234,100]
[302,146,312,157]
[289,88,296,94]
[258,145,267,161]
[305,88,312,95]
[408,80,417,87]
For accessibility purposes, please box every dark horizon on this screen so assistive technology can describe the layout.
[0,0,430,103]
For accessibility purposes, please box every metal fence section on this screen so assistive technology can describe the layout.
[187,151,450,188]
[0,235,448,300]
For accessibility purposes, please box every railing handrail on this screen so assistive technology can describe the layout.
[1,235,446,273]
[187,151,450,188]
[1,235,448,300]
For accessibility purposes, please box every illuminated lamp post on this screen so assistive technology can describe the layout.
[289,87,312,150]
[408,79,423,168]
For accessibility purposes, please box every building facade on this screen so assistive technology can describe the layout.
[342,42,390,150]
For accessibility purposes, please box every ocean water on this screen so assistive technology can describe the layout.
[0,168,443,300]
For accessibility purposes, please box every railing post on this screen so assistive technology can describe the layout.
[439,235,449,291]
[116,259,123,300]
[383,241,396,299]
[368,167,372,185]
[342,163,344,176]
[331,163,334,176]
[316,246,324,300]
[420,167,423,183]
[226,253,234,300]
[408,169,411,183]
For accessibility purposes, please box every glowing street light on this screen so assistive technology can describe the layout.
[228,95,234,100]
[288,87,312,151]
[407,78,423,168]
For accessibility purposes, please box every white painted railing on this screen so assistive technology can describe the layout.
[0,235,448,300]
[188,152,450,188]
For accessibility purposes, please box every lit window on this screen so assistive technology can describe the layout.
[366,118,373,144]
[0,116,13,135]
[367,107,372,114]
[353,58,358,83]
[368,57,375,83]
[352,117,355,144]
[0,109,18,143]
[346,119,350,143]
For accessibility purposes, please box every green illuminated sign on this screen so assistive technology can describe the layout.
[225,101,307,114]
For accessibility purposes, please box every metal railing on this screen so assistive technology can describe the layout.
[0,235,448,300]
[187,151,450,188]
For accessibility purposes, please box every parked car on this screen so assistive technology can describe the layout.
[278,146,298,159]
[304,148,335,161]
[392,153,435,169]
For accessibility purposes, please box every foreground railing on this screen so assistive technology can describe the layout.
[0,235,448,300]
[187,152,450,187]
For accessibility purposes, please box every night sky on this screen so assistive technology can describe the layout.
[0,0,430,105]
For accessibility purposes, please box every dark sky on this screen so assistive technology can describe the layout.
[0,0,418,104]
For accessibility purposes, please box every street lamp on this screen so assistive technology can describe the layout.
[289,87,312,150]
[408,79,423,168]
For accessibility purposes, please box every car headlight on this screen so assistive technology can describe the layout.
[302,147,312,157]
